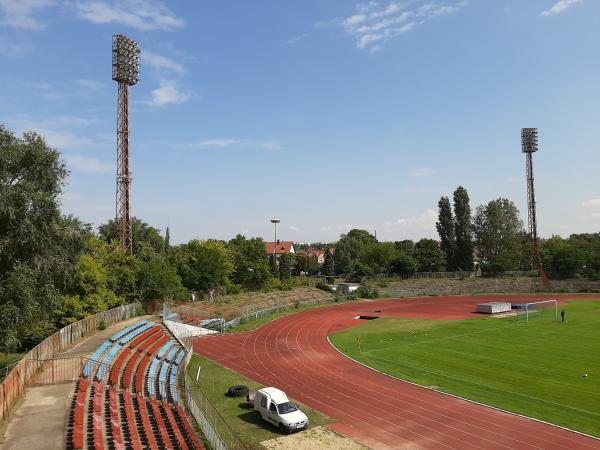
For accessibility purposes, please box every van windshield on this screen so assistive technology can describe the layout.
[276,401,298,414]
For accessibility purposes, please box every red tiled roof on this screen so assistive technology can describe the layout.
[265,241,294,254]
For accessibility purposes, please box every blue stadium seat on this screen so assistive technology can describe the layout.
[159,362,169,399]
[165,346,178,363]
[174,350,185,366]
[110,320,147,343]
[146,358,160,396]
[155,341,174,360]
[119,322,153,345]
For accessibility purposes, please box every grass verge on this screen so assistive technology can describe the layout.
[330,300,600,437]
[187,354,332,449]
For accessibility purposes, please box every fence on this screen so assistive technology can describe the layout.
[184,374,247,450]
[0,303,140,422]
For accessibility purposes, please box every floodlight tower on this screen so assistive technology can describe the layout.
[112,34,140,253]
[521,128,541,271]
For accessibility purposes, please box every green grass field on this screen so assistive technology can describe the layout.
[330,301,600,437]
[186,354,332,449]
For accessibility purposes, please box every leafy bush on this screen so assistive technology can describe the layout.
[98,320,107,330]
[135,303,145,316]
[355,283,379,299]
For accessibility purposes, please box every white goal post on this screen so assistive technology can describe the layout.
[522,299,558,323]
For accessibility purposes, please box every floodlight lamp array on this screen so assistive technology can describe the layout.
[112,34,140,85]
[521,128,538,153]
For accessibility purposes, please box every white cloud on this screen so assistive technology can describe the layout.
[76,79,105,90]
[542,0,583,16]
[320,225,333,231]
[408,167,436,177]
[0,0,57,30]
[330,1,468,50]
[64,154,113,173]
[150,80,190,106]
[284,35,306,45]
[397,208,437,227]
[5,114,97,149]
[581,199,600,208]
[196,139,240,148]
[75,0,184,31]
[193,139,283,151]
[142,50,184,73]
[289,225,300,231]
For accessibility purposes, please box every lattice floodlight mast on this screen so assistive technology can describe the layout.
[521,128,541,271]
[112,34,140,253]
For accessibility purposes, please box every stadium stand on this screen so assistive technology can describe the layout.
[66,319,203,450]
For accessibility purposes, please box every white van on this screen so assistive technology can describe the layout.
[250,387,309,433]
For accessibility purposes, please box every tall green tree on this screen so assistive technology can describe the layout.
[228,235,272,289]
[269,254,279,277]
[98,217,165,255]
[164,226,171,254]
[394,240,415,258]
[171,240,233,292]
[473,199,524,273]
[278,253,292,280]
[436,196,456,270]
[0,127,86,351]
[333,229,377,274]
[363,242,398,274]
[390,252,417,275]
[453,186,474,271]
[540,237,584,279]
[414,239,446,272]
[322,249,335,276]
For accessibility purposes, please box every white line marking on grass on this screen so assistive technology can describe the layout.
[327,336,600,443]
[363,352,600,418]
[362,321,522,354]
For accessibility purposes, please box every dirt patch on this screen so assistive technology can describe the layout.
[260,426,368,450]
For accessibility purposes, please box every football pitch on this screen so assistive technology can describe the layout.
[329,301,600,437]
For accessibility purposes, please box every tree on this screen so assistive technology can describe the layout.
[363,242,398,274]
[228,235,272,289]
[540,237,584,279]
[473,199,524,274]
[98,217,165,255]
[568,233,600,277]
[322,249,335,276]
[0,126,86,351]
[453,186,474,271]
[136,254,187,301]
[333,229,377,274]
[414,239,446,272]
[171,240,233,292]
[269,254,279,277]
[294,252,308,276]
[278,253,292,280]
[394,240,415,258]
[390,253,417,275]
[164,226,171,254]
[436,196,456,270]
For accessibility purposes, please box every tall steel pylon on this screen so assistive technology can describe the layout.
[521,128,541,271]
[112,35,140,253]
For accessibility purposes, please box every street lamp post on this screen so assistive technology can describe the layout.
[270,219,280,259]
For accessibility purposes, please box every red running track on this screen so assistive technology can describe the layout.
[193,294,600,449]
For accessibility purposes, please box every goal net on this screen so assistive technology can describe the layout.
[515,300,558,323]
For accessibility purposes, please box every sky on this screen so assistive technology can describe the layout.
[1,0,599,244]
